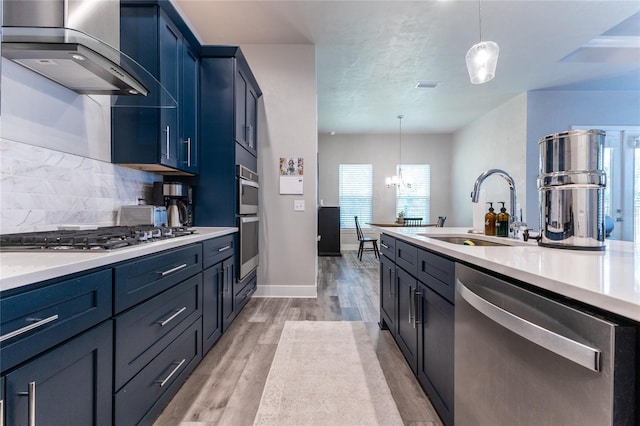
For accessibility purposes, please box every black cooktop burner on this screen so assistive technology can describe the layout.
[0,226,197,251]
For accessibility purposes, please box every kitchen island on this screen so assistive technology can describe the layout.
[373,225,639,426]
[372,226,640,322]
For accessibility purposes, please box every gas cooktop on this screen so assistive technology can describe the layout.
[0,226,197,251]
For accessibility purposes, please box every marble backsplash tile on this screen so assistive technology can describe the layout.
[1,139,160,234]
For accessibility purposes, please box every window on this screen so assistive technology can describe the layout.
[339,164,373,228]
[396,164,431,221]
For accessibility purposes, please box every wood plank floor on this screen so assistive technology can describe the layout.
[154,251,443,426]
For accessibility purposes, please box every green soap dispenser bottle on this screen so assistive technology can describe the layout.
[484,202,496,236]
[496,202,509,237]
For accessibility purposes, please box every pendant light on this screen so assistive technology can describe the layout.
[386,115,411,188]
[465,0,499,84]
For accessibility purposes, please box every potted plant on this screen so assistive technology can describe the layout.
[396,211,405,224]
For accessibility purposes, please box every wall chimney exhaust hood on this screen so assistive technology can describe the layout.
[2,0,175,107]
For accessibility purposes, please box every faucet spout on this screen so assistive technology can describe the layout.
[471,169,524,238]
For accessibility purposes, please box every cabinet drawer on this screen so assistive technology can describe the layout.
[0,269,112,372]
[114,244,201,313]
[396,239,418,277]
[235,274,256,311]
[380,234,396,260]
[114,273,202,390]
[114,318,202,426]
[202,234,235,269]
[417,250,455,303]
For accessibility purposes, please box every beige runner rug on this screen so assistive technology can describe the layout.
[253,321,403,426]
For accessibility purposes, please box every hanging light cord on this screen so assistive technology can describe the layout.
[478,0,483,42]
[398,115,403,180]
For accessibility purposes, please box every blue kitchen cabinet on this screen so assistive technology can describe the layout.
[113,2,199,175]
[396,266,419,374]
[379,251,397,336]
[193,48,261,227]
[4,321,113,426]
[1,376,4,425]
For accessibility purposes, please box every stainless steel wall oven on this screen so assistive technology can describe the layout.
[238,165,259,279]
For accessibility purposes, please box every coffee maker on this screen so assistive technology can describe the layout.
[153,182,193,227]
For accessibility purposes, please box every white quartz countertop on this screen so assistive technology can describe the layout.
[372,226,640,322]
[0,227,237,292]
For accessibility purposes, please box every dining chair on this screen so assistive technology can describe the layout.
[403,218,423,227]
[354,216,380,261]
[437,216,447,227]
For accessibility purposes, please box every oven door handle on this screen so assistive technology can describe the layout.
[456,279,602,372]
[240,179,259,190]
[240,216,260,224]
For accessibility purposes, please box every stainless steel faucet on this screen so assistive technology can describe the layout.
[471,169,526,239]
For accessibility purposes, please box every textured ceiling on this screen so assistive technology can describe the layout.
[173,0,640,134]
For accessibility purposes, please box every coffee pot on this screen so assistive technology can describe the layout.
[153,182,193,227]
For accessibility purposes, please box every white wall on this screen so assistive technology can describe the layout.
[450,93,528,227]
[318,132,452,246]
[0,59,159,234]
[241,45,318,298]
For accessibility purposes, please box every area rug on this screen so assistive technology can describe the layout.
[343,251,379,269]
[253,321,403,425]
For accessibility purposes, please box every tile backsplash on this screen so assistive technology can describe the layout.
[1,139,160,234]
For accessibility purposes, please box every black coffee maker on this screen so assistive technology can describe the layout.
[153,182,193,227]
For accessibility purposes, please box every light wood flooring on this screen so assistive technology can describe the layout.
[154,251,443,426]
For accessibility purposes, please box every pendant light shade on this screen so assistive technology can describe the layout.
[466,0,499,84]
[466,40,499,84]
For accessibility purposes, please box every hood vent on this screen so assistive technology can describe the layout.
[2,0,173,105]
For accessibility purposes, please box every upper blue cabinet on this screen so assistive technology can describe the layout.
[112,1,199,175]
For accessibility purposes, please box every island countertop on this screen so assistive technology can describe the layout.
[0,227,237,292]
[371,226,640,322]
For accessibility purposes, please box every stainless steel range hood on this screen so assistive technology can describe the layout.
[2,0,169,101]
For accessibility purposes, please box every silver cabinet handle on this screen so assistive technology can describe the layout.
[408,286,414,324]
[217,245,231,253]
[413,290,422,328]
[0,315,59,342]
[0,398,4,426]
[165,125,170,159]
[28,381,36,426]
[380,243,389,249]
[158,307,187,327]
[160,263,187,277]
[456,279,602,372]
[156,359,186,387]
[388,267,393,298]
[186,137,191,166]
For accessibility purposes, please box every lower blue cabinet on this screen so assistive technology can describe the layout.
[114,318,202,426]
[4,321,112,426]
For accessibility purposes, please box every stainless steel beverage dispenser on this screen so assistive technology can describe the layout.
[537,129,606,250]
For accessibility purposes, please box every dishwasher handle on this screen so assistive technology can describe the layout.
[456,279,602,372]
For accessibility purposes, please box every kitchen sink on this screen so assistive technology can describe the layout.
[422,235,529,247]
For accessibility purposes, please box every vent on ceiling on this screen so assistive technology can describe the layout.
[415,81,439,89]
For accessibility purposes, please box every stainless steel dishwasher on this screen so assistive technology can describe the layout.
[455,263,636,425]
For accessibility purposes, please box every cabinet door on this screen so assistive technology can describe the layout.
[1,376,5,426]
[417,283,454,426]
[395,267,418,373]
[203,262,223,353]
[379,254,396,335]
[158,11,180,169]
[180,43,199,174]
[234,66,248,147]
[5,321,112,426]
[246,84,258,155]
[221,257,236,332]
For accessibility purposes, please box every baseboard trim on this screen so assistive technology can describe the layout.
[254,284,318,298]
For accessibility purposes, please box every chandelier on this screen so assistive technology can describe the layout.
[465,0,499,84]
[386,115,411,188]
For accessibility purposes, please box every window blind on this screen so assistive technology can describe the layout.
[396,164,431,222]
[339,164,373,228]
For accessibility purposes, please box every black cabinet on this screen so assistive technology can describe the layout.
[234,62,259,156]
[5,321,113,426]
[221,257,236,332]
[396,266,419,373]
[417,283,454,426]
[380,238,455,426]
[318,207,341,256]
[379,253,396,335]
[113,3,199,175]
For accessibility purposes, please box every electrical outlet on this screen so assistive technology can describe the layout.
[294,200,305,211]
